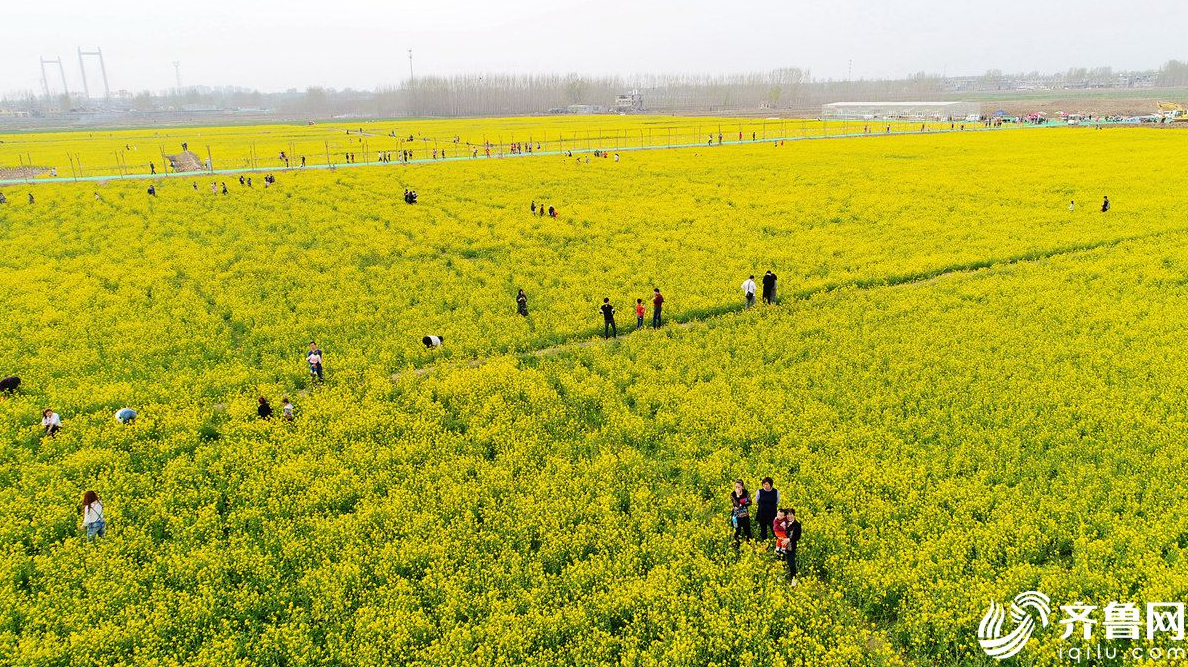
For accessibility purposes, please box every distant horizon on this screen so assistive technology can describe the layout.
[3,62,1183,100]
[4,0,1185,97]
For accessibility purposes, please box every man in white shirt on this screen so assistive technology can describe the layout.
[742,275,757,309]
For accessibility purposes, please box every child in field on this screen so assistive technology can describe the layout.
[282,397,294,421]
[635,299,645,329]
[773,509,789,555]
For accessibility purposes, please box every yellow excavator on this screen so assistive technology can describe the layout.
[1157,101,1187,121]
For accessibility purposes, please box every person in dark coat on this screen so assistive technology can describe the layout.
[761,270,778,304]
[0,376,19,394]
[516,289,528,316]
[755,477,780,541]
[600,298,616,339]
[257,397,273,420]
[423,335,443,348]
[786,508,802,583]
[1101,195,1110,212]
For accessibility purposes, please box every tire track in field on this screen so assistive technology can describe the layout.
[391,224,1188,383]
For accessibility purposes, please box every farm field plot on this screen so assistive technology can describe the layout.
[2,123,1187,666]
[1,116,990,180]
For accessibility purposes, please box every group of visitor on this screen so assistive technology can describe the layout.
[731,478,802,583]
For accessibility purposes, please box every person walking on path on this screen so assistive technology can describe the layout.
[1101,195,1110,212]
[762,271,778,305]
[307,342,324,382]
[257,397,273,420]
[516,289,528,317]
[755,477,780,541]
[651,288,664,328]
[634,299,645,329]
[82,491,105,541]
[42,408,61,436]
[742,275,757,309]
[600,298,617,339]
[730,479,753,549]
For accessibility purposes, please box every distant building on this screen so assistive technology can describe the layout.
[566,104,605,114]
[822,101,981,121]
[613,90,644,113]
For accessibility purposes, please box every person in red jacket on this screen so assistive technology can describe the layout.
[651,288,664,328]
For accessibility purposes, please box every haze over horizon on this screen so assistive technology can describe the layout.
[5,0,1186,96]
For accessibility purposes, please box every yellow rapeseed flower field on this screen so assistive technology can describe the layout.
[1,119,1186,665]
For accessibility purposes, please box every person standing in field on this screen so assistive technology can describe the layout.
[150,162,156,175]
[601,298,617,339]
[755,477,780,541]
[82,491,105,541]
[147,184,156,197]
[762,271,778,305]
[730,479,753,548]
[257,397,273,420]
[531,201,536,214]
[1069,200,1075,212]
[1101,196,1110,212]
[742,275,757,309]
[634,299,645,329]
[651,288,664,328]
[0,192,6,204]
[282,397,295,421]
[27,193,34,204]
[41,408,61,436]
[517,289,528,316]
[785,508,802,584]
[307,341,324,382]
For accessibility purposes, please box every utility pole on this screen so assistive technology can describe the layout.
[173,61,182,92]
[407,49,415,115]
[77,47,111,99]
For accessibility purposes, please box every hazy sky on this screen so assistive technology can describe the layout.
[4,0,1185,95]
